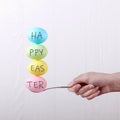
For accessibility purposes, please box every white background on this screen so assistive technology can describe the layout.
[0,0,120,120]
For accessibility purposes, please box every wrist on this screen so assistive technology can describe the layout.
[110,73,120,92]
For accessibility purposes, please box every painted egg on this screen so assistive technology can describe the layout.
[26,76,47,93]
[27,27,48,44]
[26,44,48,60]
[28,60,48,76]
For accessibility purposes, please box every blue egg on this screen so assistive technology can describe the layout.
[27,27,48,44]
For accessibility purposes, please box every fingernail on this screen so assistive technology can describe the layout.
[68,86,76,92]
[97,90,100,94]
[68,87,73,92]
[96,87,99,90]
[89,84,94,88]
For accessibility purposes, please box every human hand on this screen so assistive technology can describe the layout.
[68,72,120,100]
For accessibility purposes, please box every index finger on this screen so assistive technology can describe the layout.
[68,76,88,87]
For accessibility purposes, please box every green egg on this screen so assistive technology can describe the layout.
[26,44,48,60]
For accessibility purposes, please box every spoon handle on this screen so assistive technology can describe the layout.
[44,83,88,91]
[44,86,70,91]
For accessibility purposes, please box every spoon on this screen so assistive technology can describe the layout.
[44,86,71,91]
[44,83,87,91]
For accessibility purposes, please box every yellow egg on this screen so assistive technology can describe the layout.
[28,60,48,76]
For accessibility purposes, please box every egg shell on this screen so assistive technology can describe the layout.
[27,60,48,76]
[27,27,48,44]
[26,76,47,93]
[26,44,48,60]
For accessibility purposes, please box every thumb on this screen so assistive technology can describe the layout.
[68,77,88,88]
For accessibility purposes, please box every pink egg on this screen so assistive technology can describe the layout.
[26,76,47,93]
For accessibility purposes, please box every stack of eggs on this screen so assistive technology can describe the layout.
[25,27,48,93]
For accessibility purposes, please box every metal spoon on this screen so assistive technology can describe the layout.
[44,83,87,91]
[44,86,71,91]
